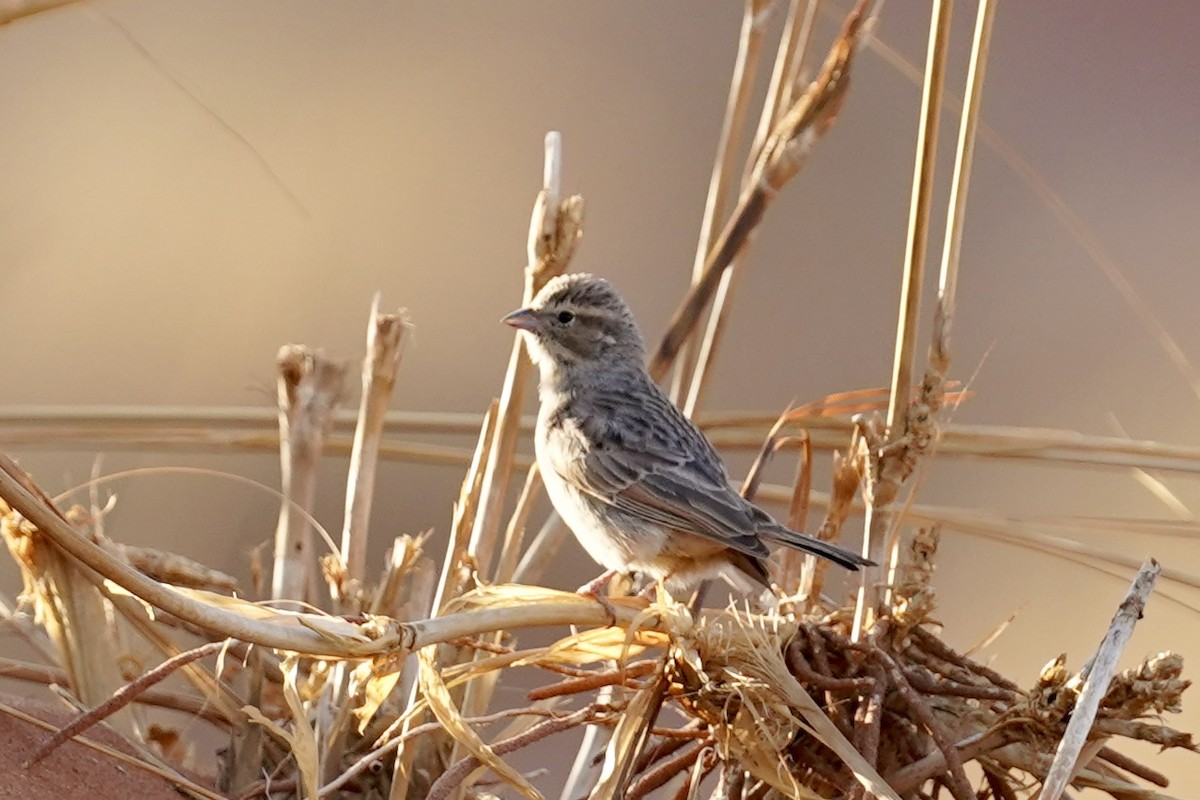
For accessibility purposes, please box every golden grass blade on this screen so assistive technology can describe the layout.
[418,646,543,800]
[280,656,322,800]
[587,667,668,800]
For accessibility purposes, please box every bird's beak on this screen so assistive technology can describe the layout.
[501,308,540,332]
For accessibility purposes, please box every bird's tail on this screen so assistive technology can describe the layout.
[760,522,874,570]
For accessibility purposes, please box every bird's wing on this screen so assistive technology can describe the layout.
[552,383,771,561]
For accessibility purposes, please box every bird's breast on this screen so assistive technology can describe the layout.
[535,415,668,575]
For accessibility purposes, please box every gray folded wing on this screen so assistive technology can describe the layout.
[557,414,772,562]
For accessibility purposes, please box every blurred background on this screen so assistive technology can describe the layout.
[1,0,1198,794]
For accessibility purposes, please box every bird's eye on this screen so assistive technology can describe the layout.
[556,310,575,324]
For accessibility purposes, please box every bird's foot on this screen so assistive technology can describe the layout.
[637,580,665,602]
[577,570,619,627]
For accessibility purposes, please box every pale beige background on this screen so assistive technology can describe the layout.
[2,0,1199,795]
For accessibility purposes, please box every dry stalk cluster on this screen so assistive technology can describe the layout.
[0,3,1196,800]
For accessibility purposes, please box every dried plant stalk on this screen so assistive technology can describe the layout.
[1,499,132,735]
[648,0,868,383]
[854,0,954,637]
[671,0,772,404]
[1040,560,1162,800]
[25,640,226,765]
[390,399,500,800]
[338,296,410,607]
[467,131,584,583]
[272,345,347,603]
[18,406,1200,482]
[682,0,828,418]
[883,0,995,611]
[0,456,398,655]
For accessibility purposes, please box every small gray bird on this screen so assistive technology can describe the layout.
[503,273,870,604]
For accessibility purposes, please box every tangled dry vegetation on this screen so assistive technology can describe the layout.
[1,1,1197,799]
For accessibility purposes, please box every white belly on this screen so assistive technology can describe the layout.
[536,433,668,576]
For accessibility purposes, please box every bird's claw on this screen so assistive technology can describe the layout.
[577,570,619,627]
[578,588,618,627]
[637,581,663,602]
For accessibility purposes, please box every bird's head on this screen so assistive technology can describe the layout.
[502,273,646,372]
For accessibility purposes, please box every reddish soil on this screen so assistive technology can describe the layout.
[0,692,194,800]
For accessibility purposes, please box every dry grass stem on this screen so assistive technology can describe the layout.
[881,0,995,617]
[935,0,995,334]
[648,0,868,382]
[775,430,814,592]
[493,465,541,584]
[338,296,411,606]
[1040,560,1162,800]
[272,345,347,603]
[24,640,227,766]
[883,0,953,437]
[682,0,831,418]
[0,455,399,655]
[17,406,1200,482]
[671,0,772,404]
[467,131,583,582]
[1,490,134,735]
[855,0,954,638]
